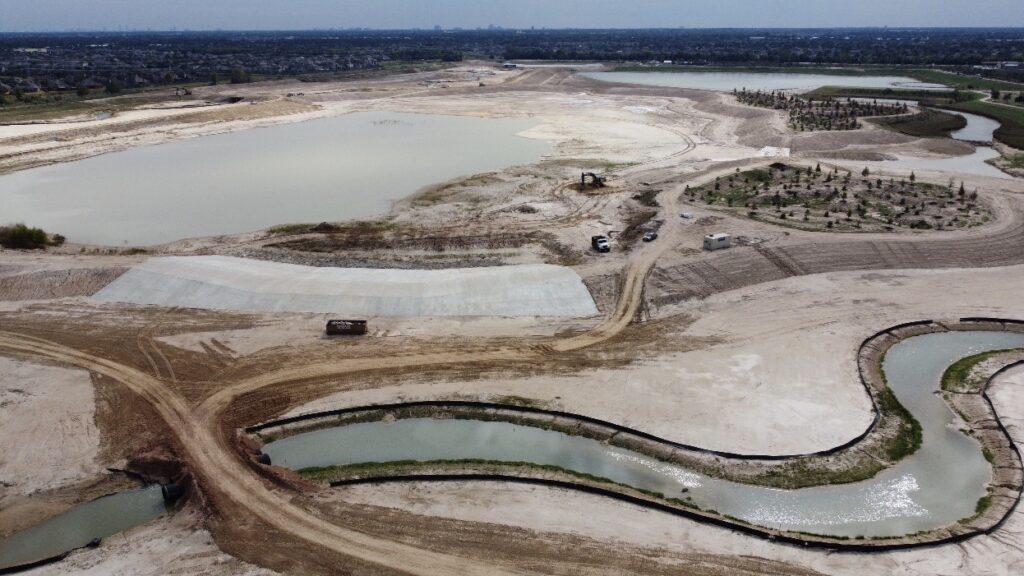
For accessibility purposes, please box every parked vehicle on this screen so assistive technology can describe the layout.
[680,212,694,219]
[642,231,658,242]
[326,319,368,335]
[591,235,610,253]
[703,233,731,251]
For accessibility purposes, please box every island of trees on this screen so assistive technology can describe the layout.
[734,89,910,131]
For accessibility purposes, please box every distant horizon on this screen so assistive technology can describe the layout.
[3,26,1024,35]
[2,1,1023,33]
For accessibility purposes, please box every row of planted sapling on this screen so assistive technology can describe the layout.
[734,89,910,131]
[684,163,989,232]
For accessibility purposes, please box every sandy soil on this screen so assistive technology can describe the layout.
[0,356,101,502]
[283,264,1024,455]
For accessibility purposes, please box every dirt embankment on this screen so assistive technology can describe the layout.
[647,194,1024,311]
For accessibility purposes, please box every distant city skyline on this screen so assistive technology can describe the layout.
[1,0,1023,32]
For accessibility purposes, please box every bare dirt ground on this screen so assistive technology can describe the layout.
[330,361,1024,576]
[283,265,1024,455]
[0,356,101,499]
[3,62,1024,575]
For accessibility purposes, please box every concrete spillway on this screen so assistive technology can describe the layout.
[93,256,599,317]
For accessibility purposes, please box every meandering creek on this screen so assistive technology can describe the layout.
[264,331,1024,538]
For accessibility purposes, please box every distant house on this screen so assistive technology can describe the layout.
[0,81,11,95]
[14,78,41,93]
[81,78,104,90]
[42,78,70,91]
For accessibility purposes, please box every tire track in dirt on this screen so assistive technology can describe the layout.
[0,183,688,575]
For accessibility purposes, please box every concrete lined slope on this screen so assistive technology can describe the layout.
[93,256,598,317]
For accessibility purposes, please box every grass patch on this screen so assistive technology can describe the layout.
[491,395,545,408]
[267,223,314,235]
[976,494,993,516]
[302,459,652,495]
[870,108,966,138]
[941,348,1022,392]
[632,189,661,207]
[748,458,885,489]
[876,387,923,462]
[802,86,956,101]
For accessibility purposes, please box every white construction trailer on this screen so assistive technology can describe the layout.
[703,233,731,251]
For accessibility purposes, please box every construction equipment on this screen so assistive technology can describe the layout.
[326,319,368,336]
[581,172,607,188]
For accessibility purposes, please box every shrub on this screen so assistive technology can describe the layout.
[0,223,58,249]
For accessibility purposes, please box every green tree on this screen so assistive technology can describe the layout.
[210,73,219,86]
[229,68,251,84]
[105,81,122,95]
[76,84,89,98]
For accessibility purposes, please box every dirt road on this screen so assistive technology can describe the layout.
[0,174,692,574]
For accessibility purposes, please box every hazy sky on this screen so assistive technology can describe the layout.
[1,0,1022,32]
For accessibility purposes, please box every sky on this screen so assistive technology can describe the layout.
[1,0,1022,32]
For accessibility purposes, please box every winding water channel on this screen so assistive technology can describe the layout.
[264,331,1024,539]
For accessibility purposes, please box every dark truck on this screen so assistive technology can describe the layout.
[591,235,610,253]
[326,319,368,336]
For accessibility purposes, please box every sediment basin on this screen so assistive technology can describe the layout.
[0,486,166,571]
[0,112,549,246]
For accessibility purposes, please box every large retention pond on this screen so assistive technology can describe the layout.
[582,71,948,93]
[264,331,1024,538]
[0,112,549,246]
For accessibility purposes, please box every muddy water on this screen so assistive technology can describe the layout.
[264,331,1024,538]
[0,112,549,246]
[582,71,947,93]
[864,146,1006,179]
[0,486,165,570]
[949,110,1001,143]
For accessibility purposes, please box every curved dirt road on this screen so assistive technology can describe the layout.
[0,181,689,575]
